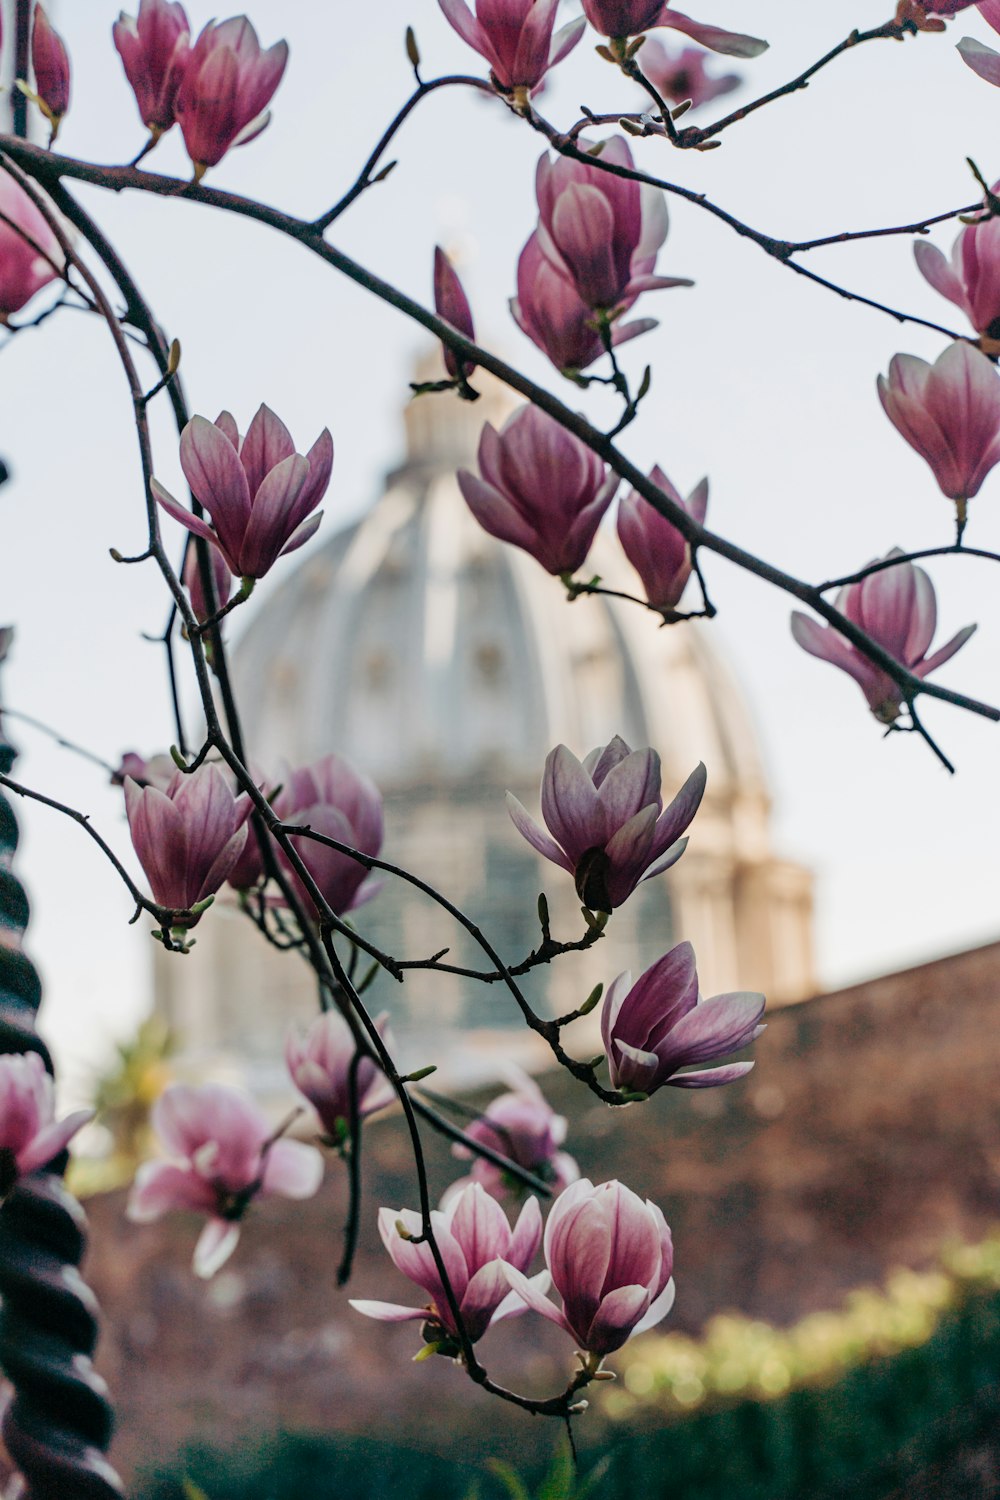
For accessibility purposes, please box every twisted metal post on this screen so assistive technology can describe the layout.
[0,627,124,1499]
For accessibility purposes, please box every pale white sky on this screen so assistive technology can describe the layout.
[1,0,999,1097]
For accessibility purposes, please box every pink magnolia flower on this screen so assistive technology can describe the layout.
[350,1181,546,1346]
[507,735,705,912]
[511,230,659,373]
[174,16,288,179]
[534,139,690,315]
[917,0,978,12]
[791,549,976,724]
[504,1179,675,1356]
[458,403,618,574]
[286,1010,395,1141]
[636,39,740,108]
[449,1069,579,1201]
[0,1052,92,1195]
[434,246,477,382]
[112,750,176,790]
[30,5,71,141]
[877,343,1000,522]
[0,172,64,321]
[581,0,767,55]
[127,1083,323,1277]
[616,467,708,610]
[956,2,1000,76]
[438,0,585,98]
[113,0,191,140]
[269,752,384,918]
[601,941,765,1094]
[153,404,333,583]
[183,540,233,625]
[124,763,251,920]
[914,196,1000,344]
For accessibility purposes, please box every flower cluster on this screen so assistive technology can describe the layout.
[438,0,585,102]
[792,551,976,724]
[512,138,692,375]
[458,404,618,575]
[153,404,333,585]
[449,1069,579,1201]
[601,942,765,1094]
[0,172,64,322]
[583,1,766,55]
[351,1185,546,1347]
[877,341,1000,527]
[114,2,287,177]
[124,763,251,924]
[127,1083,323,1277]
[228,750,384,918]
[0,1053,91,1196]
[506,735,705,912]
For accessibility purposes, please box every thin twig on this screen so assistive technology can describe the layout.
[681,19,916,146]
[818,543,1000,592]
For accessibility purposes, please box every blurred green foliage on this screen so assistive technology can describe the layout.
[607,1233,1000,1420]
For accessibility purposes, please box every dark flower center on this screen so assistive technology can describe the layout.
[575,847,612,913]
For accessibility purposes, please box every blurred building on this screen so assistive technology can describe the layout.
[156,359,815,1091]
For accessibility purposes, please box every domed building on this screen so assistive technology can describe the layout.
[156,360,815,1092]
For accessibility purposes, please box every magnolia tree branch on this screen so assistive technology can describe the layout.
[0,16,993,1429]
[679,16,919,146]
[0,168,574,1391]
[0,136,992,771]
[315,73,493,229]
[818,544,1000,592]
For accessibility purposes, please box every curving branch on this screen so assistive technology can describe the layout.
[0,134,992,771]
[680,16,918,146]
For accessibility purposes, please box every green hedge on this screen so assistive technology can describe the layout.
[603,1279,1000,1499]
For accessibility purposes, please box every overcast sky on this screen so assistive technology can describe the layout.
[1,0,999,1097]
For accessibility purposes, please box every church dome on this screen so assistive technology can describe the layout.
[233,362,769,814]
[159,357,814,1095]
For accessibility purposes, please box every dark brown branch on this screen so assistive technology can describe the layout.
[0,771,166,922]
[0,138,987,734]
[682,18,917,146]
[409,1094,554,1197]
[819,544,1000,592]
[786,201,981,254]
[315,73,492,230]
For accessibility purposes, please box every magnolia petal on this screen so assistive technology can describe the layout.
[277,511,324,560]
[16,1109,93,1176]
[492,1270,552,1323]
[913,240,969,316]
[632,1274,676,1336]
[348,1298,429,1322]
[659,7,768,56]
[194,1217,241,1279]
[260,1138,324,1199]
[957,35,1000,87]
[667,1061,755,1087]
[152,480,222,549]
[549,15,586,67]
[505,791,573,869]
[915,621,977,677]
[240,402,296,497]
[586,1283,650,1355]
[502,1263,568,1329]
